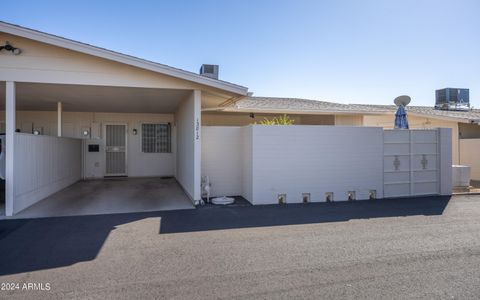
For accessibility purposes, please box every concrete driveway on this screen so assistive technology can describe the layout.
[5,177,194,219]
[1,195,480,299]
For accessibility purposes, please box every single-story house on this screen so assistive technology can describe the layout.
[0,22,453,217]
[204,97,480,179]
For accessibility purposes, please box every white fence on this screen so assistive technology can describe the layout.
[460,138,480,181]
[13,133,82,214]
[202,126,452,205]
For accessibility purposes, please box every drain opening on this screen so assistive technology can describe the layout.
[302,193,311,203]
[347,191,356,201]
[325,192,334,202]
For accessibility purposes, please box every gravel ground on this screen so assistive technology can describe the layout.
[0,195,479,299]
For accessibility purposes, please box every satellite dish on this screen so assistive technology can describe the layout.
[394,95,411,107]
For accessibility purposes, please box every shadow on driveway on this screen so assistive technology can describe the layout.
[0,196,450,276]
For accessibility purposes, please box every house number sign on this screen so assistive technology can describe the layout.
[195,118,200,140]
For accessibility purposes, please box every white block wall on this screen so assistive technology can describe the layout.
[13,133,82,214]
[176,90,201,203]
[201,127,244,197]
[242,126,253,202]
[201,126,452,205]
[248,125,384,204]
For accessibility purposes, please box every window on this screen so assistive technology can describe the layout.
[142,123,171,153]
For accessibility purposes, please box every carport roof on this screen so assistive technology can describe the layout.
[0,21,249,96]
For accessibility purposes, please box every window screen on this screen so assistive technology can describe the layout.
[142,123,171,153]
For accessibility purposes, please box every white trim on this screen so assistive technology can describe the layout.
[57,102,62,137]
[210,107,391,116]
[5,81,15,216]
[0,21,248,96]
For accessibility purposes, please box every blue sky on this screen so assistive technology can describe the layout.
[2,0,479,106]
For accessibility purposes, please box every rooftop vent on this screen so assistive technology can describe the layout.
[435,88,470,111]
[199,64,219,80]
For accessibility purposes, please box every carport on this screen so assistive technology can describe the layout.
[0,81,204,217]
[0,22,248,217]
[9,177,194,219]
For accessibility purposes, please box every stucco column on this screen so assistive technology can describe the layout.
[193,89,202,203]
[5,81,16,216]
[57,101,62,137]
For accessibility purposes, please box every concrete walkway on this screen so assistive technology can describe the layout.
[6,177,194,219]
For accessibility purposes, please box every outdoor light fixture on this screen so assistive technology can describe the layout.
[0,42,22,55]
[133,129,138,135]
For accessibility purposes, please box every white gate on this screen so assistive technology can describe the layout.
[383,129,439,198]
[105,124,127,176]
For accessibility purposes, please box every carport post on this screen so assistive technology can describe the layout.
[57,101,62,137]
[5,81,15,216]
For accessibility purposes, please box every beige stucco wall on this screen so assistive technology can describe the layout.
[202,112,335,126]
[334,115,363,126]
[0,33,236,108]
[363,114,460,164]
[0,110,176,178]
[459,139,480,181]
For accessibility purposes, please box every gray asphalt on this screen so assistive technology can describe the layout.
[1,195,480,299]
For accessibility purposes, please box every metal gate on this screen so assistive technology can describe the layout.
[105,124,127,176]
[383,129,439,198]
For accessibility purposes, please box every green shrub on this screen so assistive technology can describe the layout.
[258,114,295,125]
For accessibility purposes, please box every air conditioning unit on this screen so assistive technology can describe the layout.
[435,88,470,111]
[199,64,219,80]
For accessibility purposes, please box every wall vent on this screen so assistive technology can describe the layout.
[278,194,286,204]
[347,191,356,201]
[302,193,311,203]
[325,192,333,202]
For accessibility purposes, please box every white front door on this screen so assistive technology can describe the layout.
[105,124,127,176]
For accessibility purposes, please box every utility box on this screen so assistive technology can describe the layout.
[452,165,471,187]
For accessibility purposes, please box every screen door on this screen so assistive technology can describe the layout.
[105,124,127,176]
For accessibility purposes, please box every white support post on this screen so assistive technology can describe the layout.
[193,90,202,203]
[57,101,62,137]
[439,128,453,195]
[5,82,15,216]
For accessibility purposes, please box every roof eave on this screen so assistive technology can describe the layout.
[216,107,392,115]
[407,111,476,124]
[0,21,249,96]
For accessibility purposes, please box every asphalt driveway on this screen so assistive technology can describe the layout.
[1,195,480,299]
